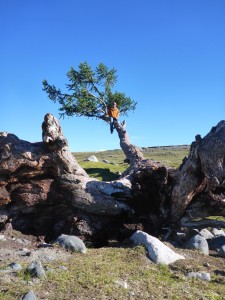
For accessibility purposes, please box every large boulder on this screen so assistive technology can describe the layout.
[184,234,209,255]
[199,228,214,240]
[22,291,37,300]
[87,155,98,162]
[27,261,46,278]
[212,228,225,237]
[130,230,184,265]
[54,234,87,254]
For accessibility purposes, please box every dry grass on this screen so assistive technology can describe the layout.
[1,146,225,300]
[1,244,225,300]
[73,145,190,181]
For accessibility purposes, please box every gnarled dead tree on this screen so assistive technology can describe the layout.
[0,114,225,244]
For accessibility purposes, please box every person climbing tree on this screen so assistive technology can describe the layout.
[43,62,143,166]
[108,102,120,133]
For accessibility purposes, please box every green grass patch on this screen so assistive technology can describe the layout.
[79,161,128,181]
[73,146,190,181]
[2,246,225,299]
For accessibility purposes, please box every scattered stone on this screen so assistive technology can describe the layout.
[203,262,210,268]
[130,230,185,265]
[212,228,225,237]
[22,248,29,252]
[115,171,122,176]
[0,234,6,241]
[184,234,209,255]
[218,245,225,258]
[43,255,55,261]
[0,212,8,224]
[199,229,214,240]
[20,249,31,257]
[54,234,87,254]
[15,238,31,245]
[22,290,37,300]
[8,262,22,271]
[102,159,110,163]
[114,279,128,289]
[27,261,46,278]
[58,265,68,271]
[208,236,225,250]
[86,155,98,162]
[187,272,211,281]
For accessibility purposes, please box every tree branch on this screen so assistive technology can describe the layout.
[180,216,225,229]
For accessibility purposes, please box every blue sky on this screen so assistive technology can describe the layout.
[1,0,225,152]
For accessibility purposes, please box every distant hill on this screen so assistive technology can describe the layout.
[73,145,190,181]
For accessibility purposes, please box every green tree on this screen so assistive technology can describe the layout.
[42,62,137,122]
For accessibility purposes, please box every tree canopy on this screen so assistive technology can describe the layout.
[43,62,137,122]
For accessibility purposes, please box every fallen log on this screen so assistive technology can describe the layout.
[0,114,225,244]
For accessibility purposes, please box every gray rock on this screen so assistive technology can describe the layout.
[86,155,98,162]
[115,171,122,176]
[130,230,185,265]
[15,238,31,245]
[199,228,214,240]
[54,234,87,253]
[184,234,209,255]
[114,279,128,289]
[58,265,68,271]
[0,234,6,241]
[218,245,225,258]
[208,236,225,250]
[8,262,22,271]
[212,228,225,237]
[102,159,110,163]
[22,290,36,300]
[187,272,211,281]
[43,255,54,261]
[27,261,46,278]
[0,212,8,224]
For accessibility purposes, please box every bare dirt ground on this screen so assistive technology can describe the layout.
[1,228,225,278]
[1,229,225,300]
[0,229,73,264]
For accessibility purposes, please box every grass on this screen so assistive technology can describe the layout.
[73,145,190,181]
[2,145,225,299]
[1,246,225,299]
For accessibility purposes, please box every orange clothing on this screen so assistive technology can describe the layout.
[108,107,120,118]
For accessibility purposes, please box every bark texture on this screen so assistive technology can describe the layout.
[113,119,143,167]
[171,122,225,226]
[1,114,225,244]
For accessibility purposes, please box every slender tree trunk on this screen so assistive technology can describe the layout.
[113,119,144,167]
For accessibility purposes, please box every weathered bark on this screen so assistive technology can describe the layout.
[170,121,225,224]
[1,114,225,244]
[113,119,143,167]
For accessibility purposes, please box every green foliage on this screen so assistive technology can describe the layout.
[43,62,137,121]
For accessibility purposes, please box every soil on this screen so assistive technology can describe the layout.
[1,228,225,300]
[1,228,225,277]
[0,228,73,264]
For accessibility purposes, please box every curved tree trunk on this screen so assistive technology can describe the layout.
[1,114,225,244]
[113,119,144,167]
